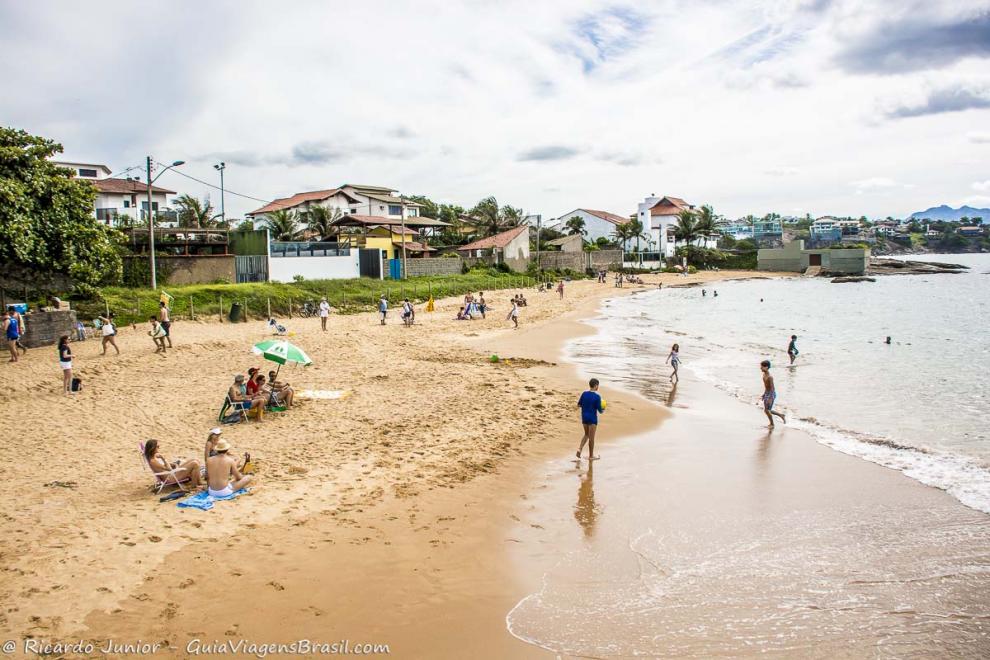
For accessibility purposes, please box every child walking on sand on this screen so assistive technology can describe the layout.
[760,360,787,427]
[507,298,519,328]
[665,343,680,383]
[576,378,605,460]
[787,335,799,364]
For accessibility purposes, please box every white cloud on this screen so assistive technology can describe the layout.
[973,180,990,192]
[2,0,989,220]
[962,195,990,207]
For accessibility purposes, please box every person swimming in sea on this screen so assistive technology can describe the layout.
[665,343,680,383]
[787,335,799,364]
[760,360,786,427]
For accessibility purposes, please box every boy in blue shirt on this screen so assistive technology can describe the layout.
[576,378,605,461]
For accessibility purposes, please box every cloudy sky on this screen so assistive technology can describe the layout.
[3,0,989,220]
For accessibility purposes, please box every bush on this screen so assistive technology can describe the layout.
[292,274,305,282]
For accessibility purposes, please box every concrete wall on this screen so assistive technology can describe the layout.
[405,257,463,277]
[537,250,622,271]
[21,310,77,348]
[823,248,869,274]
[758,241,868,274]
[159,255,236,285]
[757,241,803,272]
[269,252,361,282]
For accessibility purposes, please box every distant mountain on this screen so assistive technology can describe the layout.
[908,205,990,222]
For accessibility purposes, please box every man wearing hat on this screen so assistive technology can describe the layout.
[228,374,264,420]
[206,436,253,497]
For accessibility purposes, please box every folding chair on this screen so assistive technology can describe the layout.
[218,395,251,424]
[139,442,191,495]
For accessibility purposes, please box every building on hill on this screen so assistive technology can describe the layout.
[546,208,628,243]
[247,183,422,224]
[456,225,530,272]
[53,160,176,227]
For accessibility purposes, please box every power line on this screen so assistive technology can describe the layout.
[156,163,272,205]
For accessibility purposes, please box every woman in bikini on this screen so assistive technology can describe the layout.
[144,438,202,488]
[665,343,681,383]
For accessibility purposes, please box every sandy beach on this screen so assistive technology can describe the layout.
[3,269,988,658]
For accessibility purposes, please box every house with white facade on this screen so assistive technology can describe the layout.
[546,208,629,243]
[247,183,422,224]
[456,225,530,272]
[53,160,175,226]
[635,194,695,257]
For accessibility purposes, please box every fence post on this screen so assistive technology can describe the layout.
[243,298,248,322]
[190,296,194,320]
[267,297,271,319]
[288,297,292,319]
[219,295,224,323]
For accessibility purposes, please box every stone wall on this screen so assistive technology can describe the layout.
[125,255,237,285]
[404,257,464,277]
[21,310,77,348]
[536,250,622,271]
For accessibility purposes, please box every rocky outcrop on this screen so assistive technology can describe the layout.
[869,258,968,275]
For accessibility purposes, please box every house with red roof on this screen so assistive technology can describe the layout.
[456,225,530,272]
[246,183,423,225]
[547,208,630,244]
[53,160,177,227]
[635,194,697,258]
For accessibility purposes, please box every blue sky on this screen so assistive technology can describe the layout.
[2,0,989,220]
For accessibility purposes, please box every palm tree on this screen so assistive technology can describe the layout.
[612,223,632,253]
[264,209,300,241]
[627,218,648,252]
[174,194,219,229]
[673,209,700,246]
[565,216,587,236]
[304,205,343,240]
[695,204,718,245]
[470,196,523,236]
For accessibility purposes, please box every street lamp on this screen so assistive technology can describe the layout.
[146,157,185,290]
[213,162,226,225]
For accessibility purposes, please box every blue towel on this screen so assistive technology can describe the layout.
[177,488,248,511]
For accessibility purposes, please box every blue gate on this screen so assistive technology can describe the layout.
[388,258,403,280]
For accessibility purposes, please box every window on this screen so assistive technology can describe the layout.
[123,200,130,208]
[349,208,357,215]
[141,201,160,211]
[78,168,98,178]
[408,208,418,217]
[388,205,402,216]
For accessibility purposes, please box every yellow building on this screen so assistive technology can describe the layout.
[338,224,435,259]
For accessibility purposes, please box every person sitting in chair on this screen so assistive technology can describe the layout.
[267,370,295,408]
[206,438,253,497]
[144,438,201,488]
[229,374,264,420]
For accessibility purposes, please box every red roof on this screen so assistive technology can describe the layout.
[650,196,691,216]
[580,209,629,225]
[92,178,174,195]
[393,241,435,252]
[457,225,528,251]
[247,188,359,216]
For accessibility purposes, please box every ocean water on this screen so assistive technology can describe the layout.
[504,254,990,656]
[570,253,990,514]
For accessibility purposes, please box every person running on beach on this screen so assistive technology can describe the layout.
[378,295,388,325]
[98,313,120,355]
[158,301,172,348]
[319,297,330,331]
[58,334,73,395]
[3,308,21,363]
[149,316,167,353]
[507,298,519,329]
[760,360,787,427]
[787,335,799,364]
[665,343,680,383]
[576,378,605,461]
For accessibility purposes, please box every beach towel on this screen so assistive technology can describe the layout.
[177,488,249,511]
[298,389,350,400]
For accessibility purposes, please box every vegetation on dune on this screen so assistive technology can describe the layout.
[75,269,570,325]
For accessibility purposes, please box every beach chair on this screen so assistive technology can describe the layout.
[139,442,191,495]
[218,395,250,424]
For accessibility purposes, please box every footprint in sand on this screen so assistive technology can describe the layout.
[267,581,285,591]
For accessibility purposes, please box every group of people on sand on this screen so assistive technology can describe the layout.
[144,428,253,497]
[226,367,297,422]
[456,291,487,320]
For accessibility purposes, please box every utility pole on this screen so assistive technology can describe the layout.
[147,156,157,291]
[399,194,408,280]
[214,162,226,225]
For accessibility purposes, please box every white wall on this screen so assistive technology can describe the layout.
[549,209,624,243]
[269,252,361,282]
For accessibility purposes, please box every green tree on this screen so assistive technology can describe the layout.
[264,209,300,241]
[470,196,523,236]
[673,209,700,245]
[696,204,718,241]
[303,205,342,240]
[0,127,123,293]
[174,194,220,229]
[406,195,439,219]
[565,216,587,236]
[235,219,255,231]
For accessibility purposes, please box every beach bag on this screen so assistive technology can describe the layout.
[221,410,243,424]
[71,377,83,392]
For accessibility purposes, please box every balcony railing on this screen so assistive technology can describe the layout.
[270,241,351,257]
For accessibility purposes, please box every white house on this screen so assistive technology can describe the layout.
[53,160,175,226]
[247,183,421,224]
[635,194,695,257]
[456,225,530,272]
[546,208,629,243]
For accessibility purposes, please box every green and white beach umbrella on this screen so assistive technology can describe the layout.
[251,339,313,367]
